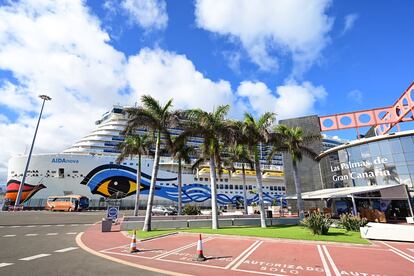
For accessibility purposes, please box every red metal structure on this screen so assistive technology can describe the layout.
[319,82,414,136]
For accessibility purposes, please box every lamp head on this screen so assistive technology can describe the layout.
[39,95,52,101]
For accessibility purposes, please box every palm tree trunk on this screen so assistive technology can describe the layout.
[142,131,161,231]
[133,154,142,216]
[254,150,267,228]
[209,158,219,229]
[292,160,304,220]
[177,157,182,215]
[292,160,305,220]
[242,163,248,215]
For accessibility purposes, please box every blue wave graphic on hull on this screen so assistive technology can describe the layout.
[80,164,286,205]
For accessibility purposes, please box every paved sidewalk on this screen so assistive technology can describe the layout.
[78,223,414,276]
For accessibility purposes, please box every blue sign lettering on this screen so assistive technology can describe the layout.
[51,158,79,164]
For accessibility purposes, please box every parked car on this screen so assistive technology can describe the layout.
[152,205,176,216]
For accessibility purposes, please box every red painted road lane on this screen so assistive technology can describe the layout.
[376,241,414,261]
[324,244,414,276]
[82,223,129,251]
[102,234,204,259]
[157,237,258,268]
[232,241,327,275]
[80,224,414,276]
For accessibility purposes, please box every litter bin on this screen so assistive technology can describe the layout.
[101,218,112,232]
[266,210,273,218]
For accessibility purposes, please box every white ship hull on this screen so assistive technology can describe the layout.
[6,153,286,208]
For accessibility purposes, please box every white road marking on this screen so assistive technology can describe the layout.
[3,235,16,237]
[317,245,331,276]
[56,224,65,227]
[54,247,78,253]
[322,245,341,276]
[153,237,215,259]
[26,225,36,228]
[25,234,38,237]
[379,241,414,261]
[41,225,51,227]
[19,254,51,261]
[9,226,20,228]
[83,224,93,226]
[231,241,263,270]
[225,240,260,269]
[409,249,414,253]
[0,226,4,228]
[390,249,414,264]
[46,233,58,236]
[0,263,13,268]
[66,232,77,235]
[70,224,79,226]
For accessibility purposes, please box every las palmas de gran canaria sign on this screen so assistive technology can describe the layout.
[331,156,391,182]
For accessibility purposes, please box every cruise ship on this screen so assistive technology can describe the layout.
[5,106,286,209]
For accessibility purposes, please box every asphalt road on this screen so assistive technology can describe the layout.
[0,211,166,276]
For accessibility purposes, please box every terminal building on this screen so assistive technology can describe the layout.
[281,82,414,222]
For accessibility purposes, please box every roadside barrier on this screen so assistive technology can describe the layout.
[129,230,139,253]
[194,234,206,261]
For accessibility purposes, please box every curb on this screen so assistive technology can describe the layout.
[75,232,192,276]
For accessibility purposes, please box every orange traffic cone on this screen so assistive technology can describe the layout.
[130,230,139,253]
[194,234,206,261]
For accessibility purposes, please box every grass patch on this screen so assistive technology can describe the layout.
[131,225,369,244]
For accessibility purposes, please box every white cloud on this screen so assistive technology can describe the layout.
[342,13,359,35]
[126,48,234,111]
[0,0,328,185]
[347,89,363,104]
[237,81,327,120]
[195,0,333,75]
[0,0,127,183]
[122,0,168,30]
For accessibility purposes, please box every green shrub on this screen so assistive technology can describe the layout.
[182,204,201,215]
[339,213,368,232]
[301,212,332,235]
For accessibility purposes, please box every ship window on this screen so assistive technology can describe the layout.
[225,185,228,189]
[282,187,285,191]
[194,177,198,181]
[277,186,281,191]
[224,179,228,182]
[58,168,64,178]
[130,163,133,166]
[219,184,223,189]
[249,185,252,190]
[80,174,83,177]
[220,178,223,182]
[229,185,233,189]
[73,170,79,173]
[109,162,113,164]
[204,178,208,181]
[123,162,127,165]
[270,186,274,191]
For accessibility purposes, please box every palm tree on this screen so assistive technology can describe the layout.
[116,134,152,216]
[184,105,237,229]
[124,95,179,231]
[165,134,196,215]
[223,144,253,214]
[271,124,320,220]
[242,112,276,228]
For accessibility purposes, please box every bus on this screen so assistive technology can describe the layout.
[46,195,89,212]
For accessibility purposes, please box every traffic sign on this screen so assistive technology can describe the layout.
[106,206,119,221]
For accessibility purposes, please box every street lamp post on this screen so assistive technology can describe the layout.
[14,95,52,208]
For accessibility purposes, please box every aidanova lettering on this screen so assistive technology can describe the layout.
[51,158,79,164]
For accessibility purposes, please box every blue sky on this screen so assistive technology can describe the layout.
[0,0,413,183]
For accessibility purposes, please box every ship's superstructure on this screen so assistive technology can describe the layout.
[5,106,286,208]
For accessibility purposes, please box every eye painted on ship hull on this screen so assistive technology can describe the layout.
[80,164,177,198]
[92,176,147,198]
